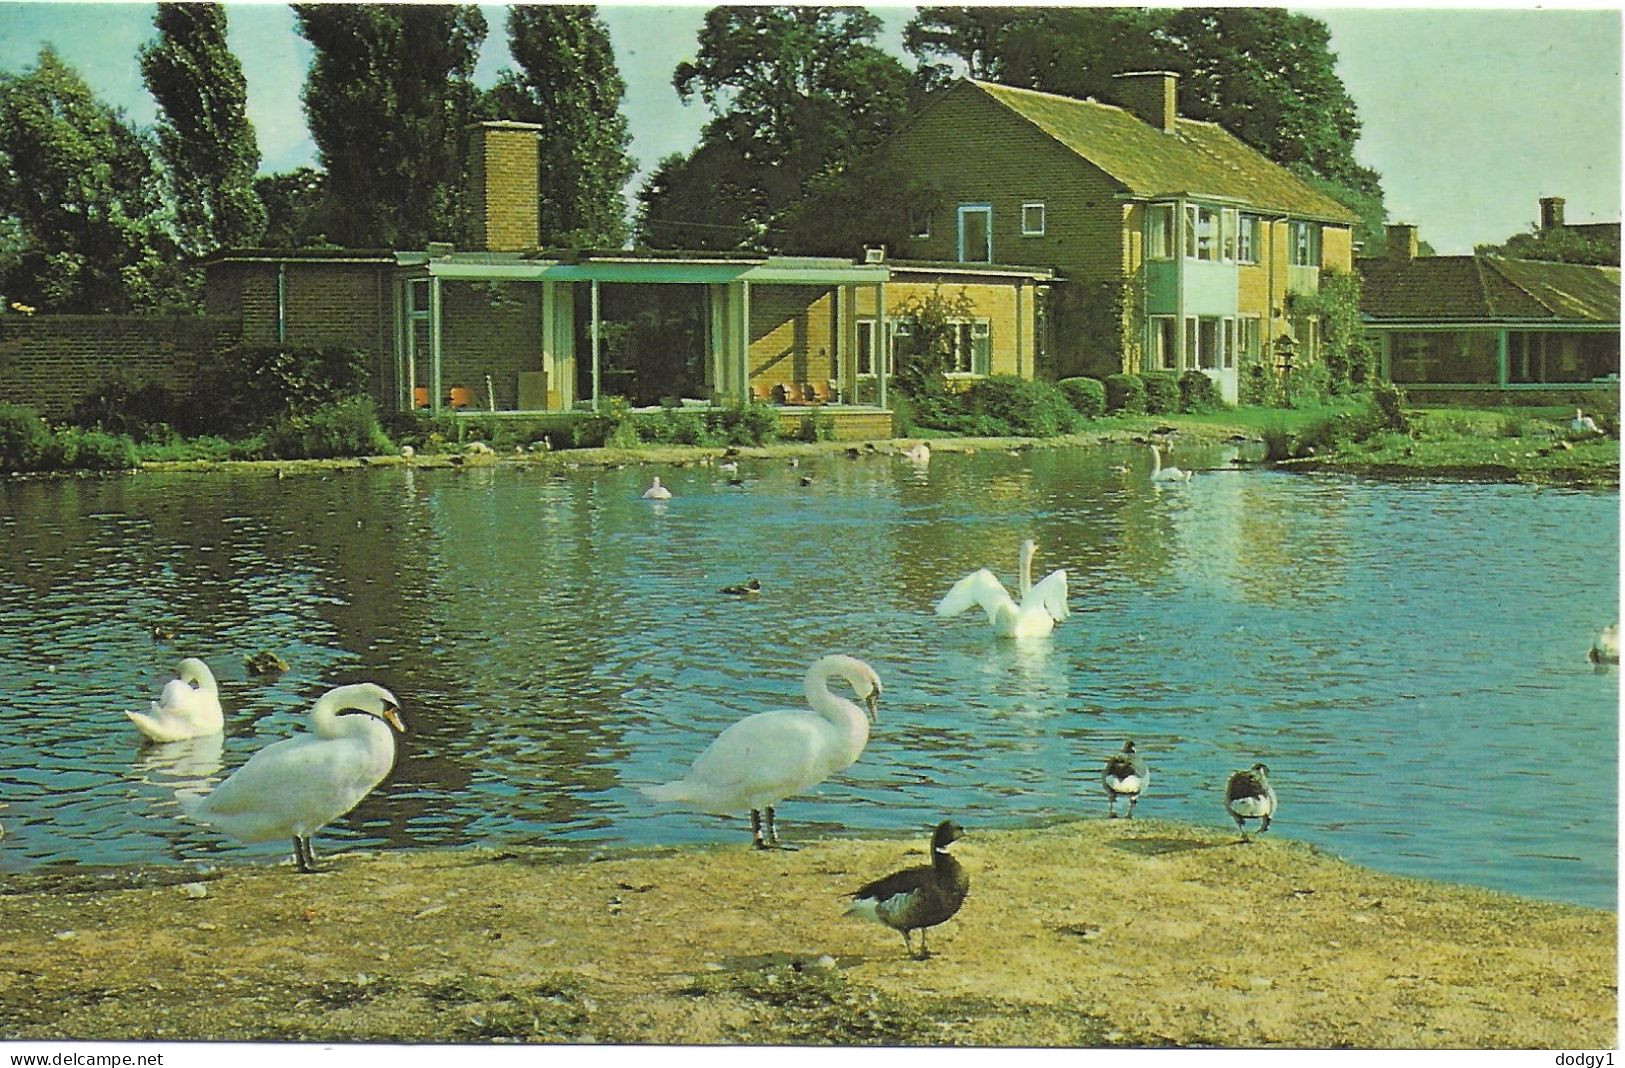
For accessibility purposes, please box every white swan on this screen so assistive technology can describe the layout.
[179,683,404,873]
[126,658,223,742]
[641,655,881,849]
[1149,444,1192,483]
[1590,623,1619,664]
[642,476,673,500]
[935,539,1070,639]
[1572,409,1600,435]
[901,442,931,464]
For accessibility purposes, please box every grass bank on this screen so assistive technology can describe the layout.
[1,819,1612,1047]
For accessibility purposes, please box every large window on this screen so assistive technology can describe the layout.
[1151,315,1178,370]
[1185,204,1219,261]
[948,320,992,375]
[1239,316,1263,361]
[1237,215,1260,264]
[1185,315,1226,370]
[1147,204,1175,260]
[1289,221,1321,267]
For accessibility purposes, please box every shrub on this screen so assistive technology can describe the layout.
[961,376,1083,437]
[44,428,140,471]
[1370,382,1411,434]
[713,402,780,446]
[200,343,371,434]
[1056,376,1106,419]
[1178,371,1224,413]
[1140,371,1181,415]
[1286,363,1331,409]
[71,374,184,441]
[263,397,393,460]
[1103,373,1146,414]
[636,409,717,446]
[795,408,837,443]
[0,403,52,472]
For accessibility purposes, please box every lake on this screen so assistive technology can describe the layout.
[0,443,1616,909]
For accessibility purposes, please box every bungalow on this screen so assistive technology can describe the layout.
[1358,223,1621,407]
[206,121,1055,439]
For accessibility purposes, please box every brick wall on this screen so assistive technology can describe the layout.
[440,280,543,409]
[0,315,238,419]
[468,122,541,252]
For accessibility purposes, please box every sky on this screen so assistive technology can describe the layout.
[0,2,1618,255]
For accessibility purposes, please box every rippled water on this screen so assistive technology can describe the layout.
[0,445,1616,909]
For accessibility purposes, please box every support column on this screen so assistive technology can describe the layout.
[876,280,888,410]
[739,280,751,406]
[1496,330,1509,387]
[590,279,601,412]
[394,279,409,412]
[429,275,443,416]
[1015,281,1026,379]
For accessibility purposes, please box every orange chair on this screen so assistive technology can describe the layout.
[413,386,430,409]
[448,386,473,409]
[749,383,773,404]
[805,381,833,404]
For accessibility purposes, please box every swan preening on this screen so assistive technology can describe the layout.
[1225,763,1277,841]
[1149,444,1192,482]
[643,477,673,500]
[127,658,223,742]
[1572,409,1600,435]
[179,683,404,873]
[847,820,969,959]
[935,539,1070,638]
[1591,623,1619,664]
[641,655,881,849]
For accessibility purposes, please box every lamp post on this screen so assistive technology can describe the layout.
[1275,333,1297,400]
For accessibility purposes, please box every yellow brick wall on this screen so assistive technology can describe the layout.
[469,125,539,253]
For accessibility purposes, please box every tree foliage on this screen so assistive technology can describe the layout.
[139,3,265,258]
[1477,226,1620,266]
[293,3,487,248]
[481,6,635,248]
[0,48,182,312]
[255,167,331,248]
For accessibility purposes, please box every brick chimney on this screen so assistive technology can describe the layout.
[1387,223,1419,260]
[1112,71,1179,133]
[1540,196,1566,231]
[467,120,543,252]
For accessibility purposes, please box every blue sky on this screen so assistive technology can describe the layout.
[0,3,1618,255]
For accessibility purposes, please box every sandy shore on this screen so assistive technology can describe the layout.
[0,819,1613,1047]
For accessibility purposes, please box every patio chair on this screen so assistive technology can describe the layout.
[806,381,834,404]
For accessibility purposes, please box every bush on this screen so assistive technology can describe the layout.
[0,403,52,472]
[795,408,837,442]
[961,376,1083,437]
[1103,373,1146,414]
[1140,371,1181,415]
[200,344,371,434]
[1178,370,1224,414]
[636,409,718,446]
[44,428,140,471]
[1056,376,1106,419]
[1286,363,1331,409]
[263,397,393,460]
[1370,382,1411,434]
[713,402,780,446]
[71,374,184,442]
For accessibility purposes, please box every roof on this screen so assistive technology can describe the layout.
[206,248,397,264]
[967,80,1358,225]
[1357,255,1621,324]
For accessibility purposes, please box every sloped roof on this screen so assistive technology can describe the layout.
[1357,254,1621,323]
[968,80,1358,224]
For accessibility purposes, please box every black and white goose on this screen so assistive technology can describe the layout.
[1225,763,1277,841]
[846,820,969,960]
[1103,740,1147,818]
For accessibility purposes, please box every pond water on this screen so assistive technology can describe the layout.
[0,445,1616,910]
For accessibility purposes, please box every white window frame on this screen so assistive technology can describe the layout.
[1290,221,1321,267]
[1237,215,1260,264]
[1185,315,1226,370]
[1151,315,1178,370]
[1239,315,1263,361]
[1223,317,1237,370]
[957,204,993,264]
[943,318,992,377]
[1185,204,1219,262]
[1021,202,1046,236]
[857,317,904,378]
[1147,203,1175,260]
[1220,208,1238,263]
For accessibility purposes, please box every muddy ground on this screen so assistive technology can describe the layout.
[0,819,1613,1047]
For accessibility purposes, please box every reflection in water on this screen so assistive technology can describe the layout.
[131,733,225,795]
[0,451,1617,909]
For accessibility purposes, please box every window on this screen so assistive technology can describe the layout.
[1185,204,1219,261]
[1237,215,1260,264]
[1185,315,1225,370]
[858,319,908,377]
[1239,316,1263,360]
[1223,318,1236,370]
[1221,208,1238,262]
[1147,204,1175,260]
[407,278,431,316]
[1151,316,1178,370]
[1289,221,1321,267]
[1021,202,1046,236]
[947,320,992,375]
[957,204,992,263]
[908,207,933,240]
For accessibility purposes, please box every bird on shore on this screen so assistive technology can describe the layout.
[642,477,673,500]
[847,820,969,960]
[1571,409,1600,435]
[935,539,1069,639]
[718,459,739,475]
[1149,444,1192,483]
[1225,764,1277,841]
[641,655,881,850]
[901,442,931,464]
[1590,623,1619,664]
[1103,740,1147,819]
[179,683,404,873]
[721,578,761,597]
[127,658,223,743]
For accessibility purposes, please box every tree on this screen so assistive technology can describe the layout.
[482,5,635,247]
[1477,226,1619,266]
[0,48,181,312]
[293,4,487,248]
[637,6,926,250]
[255,167,330,248]
[139,3,266,258]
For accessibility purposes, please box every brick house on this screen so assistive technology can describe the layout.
[846,75,1360,403]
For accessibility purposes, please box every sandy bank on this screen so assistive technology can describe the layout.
[1,819,1613,1047]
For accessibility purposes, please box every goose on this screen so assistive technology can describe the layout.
[1590,623,1619,664]
[718,459,740,475]
[1225,763,1277,841]
[642,477,673,500]
[1149,444,1192,483]
[179,683,404,873]
[847,821,969,960]
[1572,409,1600,435]
[721,578,762,597]
[126,658,223,743]
[399,445,415,461]
[935,539,1070,639]
[1103,740,1147,819]
[901,442,931,464]
[641,655,881,850]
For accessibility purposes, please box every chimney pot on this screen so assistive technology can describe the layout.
[1112,71,1179,133]
[1540,196,1566,231]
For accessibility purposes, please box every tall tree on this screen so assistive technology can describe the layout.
[638,6,925,250]
[139,2,266,258]
[482,5,635,247]
[293,3,487,248]
[0,48,181,312]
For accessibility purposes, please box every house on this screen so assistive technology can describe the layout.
[1358,223,1621,406]
[205,121,1055,439]
[833,74,1360,403]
